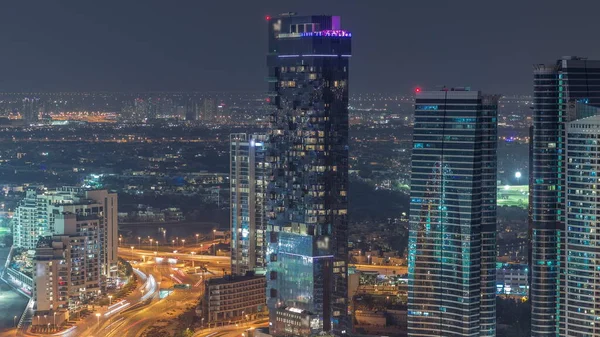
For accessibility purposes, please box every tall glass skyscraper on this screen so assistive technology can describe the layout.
[230,133,268,275]
[564,114,600,336]
[531,57,600,336]
[407,88,498,337]
[265,14,351,337]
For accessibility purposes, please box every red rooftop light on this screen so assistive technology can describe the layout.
[415,87,421,93]
[266,15,271,21]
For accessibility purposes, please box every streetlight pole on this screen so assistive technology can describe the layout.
[182,239,185,248]
[213,229,216,240]
[196,233,199,245]
[172,239,175,249]
[138,237,141,249]
[131,246,134,258]
[53,312,56,330]
[95,313,100,327]
[14,315,17,327]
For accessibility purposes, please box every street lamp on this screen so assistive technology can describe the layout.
[95,313,100,326]
[182,239,185,248]
[138,237,141,248]
[131,246,134,257]
[108,295,113,306]
[53,312,56,329]
[196,233,199,245]
[213,229,216,240]
[14,315,17,327]
[119,237,122,246]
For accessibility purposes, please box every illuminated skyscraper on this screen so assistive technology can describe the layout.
[203,98,216,122]
[564,115,600,336]
[408,88,498,336]
[530,57,600,336]
[230,133,268,275]
[265,13,351,336]
[22,97,40,123]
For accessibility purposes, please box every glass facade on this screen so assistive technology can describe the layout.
[564,116,600,336]
[265,14,351,336]
[407,89,498,337]
[230,133,268,275]
[531,57,600,337]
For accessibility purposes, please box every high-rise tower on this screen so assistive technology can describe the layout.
[407,88,498,336]
[265,13,351,336]
[564,114,600,336]
[531,57,600,336]
[230,133,268,275]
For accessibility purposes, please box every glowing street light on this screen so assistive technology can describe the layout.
[14,315,17,327]
[213,229,216,240]
[95,313,100,326]
[196,233,199,245]
[182,239,185,248]
[138,237,141,248]
[108,295,113,306]
[131,246,134,256]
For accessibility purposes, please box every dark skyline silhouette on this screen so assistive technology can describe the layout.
[1,0,600,94]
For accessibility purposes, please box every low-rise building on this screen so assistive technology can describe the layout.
[202,272,266,323]
[272,307,322,337]
[496,262,529,298]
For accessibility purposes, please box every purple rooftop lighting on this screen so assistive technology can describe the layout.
[301,30,351,37]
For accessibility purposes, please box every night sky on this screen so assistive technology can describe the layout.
[2,0,600,94]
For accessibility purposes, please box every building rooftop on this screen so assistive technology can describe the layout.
[206,272,264,286]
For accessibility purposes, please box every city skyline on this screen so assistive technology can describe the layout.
[0,1,600,94]
[0,4,590,337]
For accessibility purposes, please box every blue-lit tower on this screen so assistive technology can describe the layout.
[265,13,351,337]
[531,57,600,337]
[408,88,498,336]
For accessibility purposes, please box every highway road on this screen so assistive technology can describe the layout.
[119,247,230,278]
[95,254,207,337]
[194,321,268,337]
